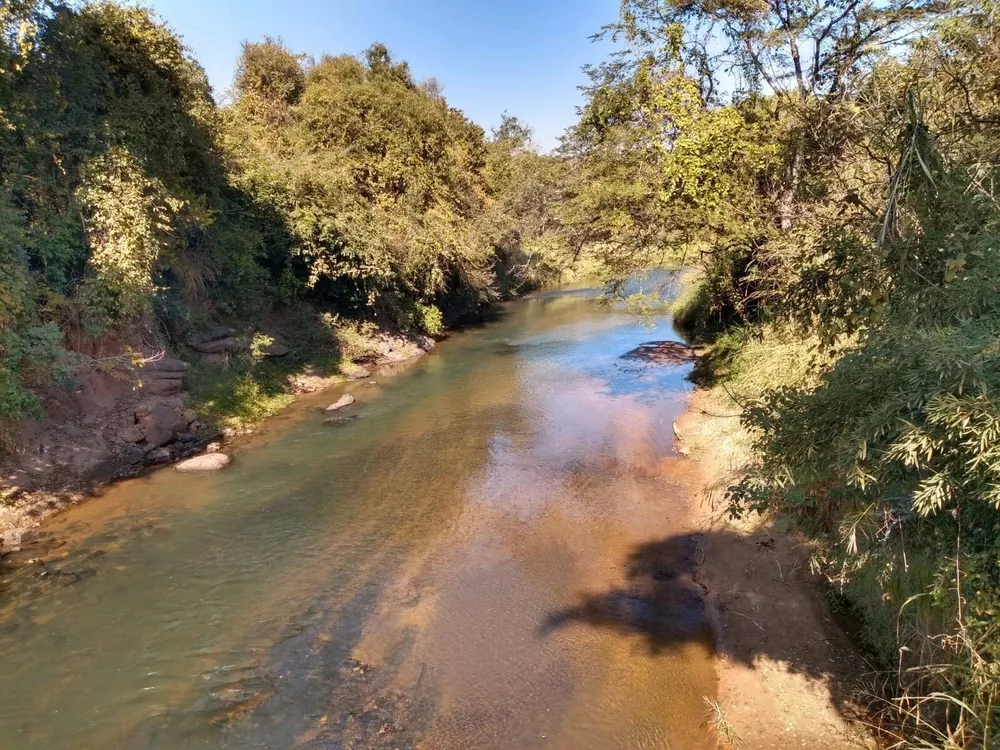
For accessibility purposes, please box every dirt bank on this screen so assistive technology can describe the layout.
[676,389,874,750]
[0,327,434,556]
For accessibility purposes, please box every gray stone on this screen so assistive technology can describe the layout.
[138,404,188,447]
[121,445,145,465]
[141,357,190,374]
[142,377,183,396]
[137,357,189,396]
[176,453,231,472]
[192,337,246,354]
[259,338,290,357]
[146,447,172,464]
[324,415,359,426]
[188,326,234,347]
[325,394,355,411]
[0,529,24,552]
[182,409,198,424]
[188,327,246,354]
[341,363,371,380]
[117,425,144,443]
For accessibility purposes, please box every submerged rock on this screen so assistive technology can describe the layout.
[324,415,359,427]
[176,453,231,472]
[619,341,697,366]
[325,394,355,411]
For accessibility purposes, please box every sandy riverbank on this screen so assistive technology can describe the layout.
[677,388,875,749]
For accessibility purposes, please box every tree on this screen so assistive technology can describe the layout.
[602,0,946,102]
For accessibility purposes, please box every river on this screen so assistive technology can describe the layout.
[0,286,718,749]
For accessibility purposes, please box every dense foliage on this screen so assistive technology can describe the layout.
[568,0,1000,746]
[5,0,999,742]
[0,2,567,441]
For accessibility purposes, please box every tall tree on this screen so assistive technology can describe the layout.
[600,0,946,101]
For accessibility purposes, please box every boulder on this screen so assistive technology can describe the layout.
[325,394,355,411]
[121,445,145,465]
[341,363,371,380]
[117,425,144,443]
[258,336,290,357]
[188,326,234,348]
[176,453,231,472]
[193,337,245,354]
[188,327,245,354]
[145,446,172,464]
[619,341,697,366]
[138,357,190,396]
[142,357,190,374]
[137,404,188,448]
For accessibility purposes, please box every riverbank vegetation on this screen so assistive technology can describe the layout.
[0,1,574,443]
[566,0,1000,746]
[5,0,999,744]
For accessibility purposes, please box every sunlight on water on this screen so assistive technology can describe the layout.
[0,286,717,749]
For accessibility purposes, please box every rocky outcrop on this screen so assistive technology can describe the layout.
[187,326,245,354]
[1,354,203,496]
[117,424,143,443]
[0,321,440,556]
[137,357,190,396]
[136,403,189,448]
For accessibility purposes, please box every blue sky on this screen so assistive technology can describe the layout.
[146,0,622,151]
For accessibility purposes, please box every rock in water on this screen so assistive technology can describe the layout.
[619,341,697,366]
[324,415,359,426]
[325,394,355,411]
[176,453,231,472]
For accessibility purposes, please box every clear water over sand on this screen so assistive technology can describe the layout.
[0,287,717,749]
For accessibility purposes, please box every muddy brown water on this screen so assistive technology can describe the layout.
[0,287,717,749]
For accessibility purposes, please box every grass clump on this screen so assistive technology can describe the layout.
[703,696,746,749]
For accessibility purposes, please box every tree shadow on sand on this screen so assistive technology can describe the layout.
[538,530,866,722]
[539,533,713,652]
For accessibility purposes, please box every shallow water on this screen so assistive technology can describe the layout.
[0,287,717,749]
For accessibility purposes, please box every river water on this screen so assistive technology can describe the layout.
[0,287,717,749]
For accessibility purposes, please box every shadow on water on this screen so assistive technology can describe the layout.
[539,534,711,654]
[539,530,863,722]
[0,283,722,749]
